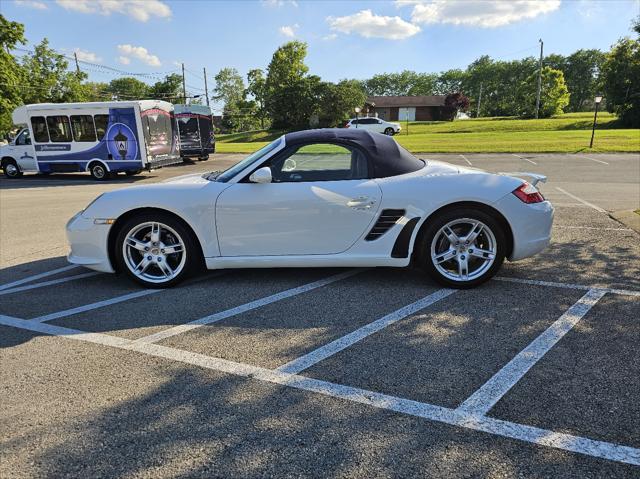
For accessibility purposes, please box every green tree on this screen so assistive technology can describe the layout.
[265,41,310,128]
[601,37,640,127]
[20,38,88,104]
[213,67,251,132]
[363,71,437,96]
[434,69,467,95]
[213,67,245,105]
[246,68,268,128]
[107,77,149,100]
[522,67,570,117]
[317,79,367,127]
[0,14,26,136]
[148,73,183,101]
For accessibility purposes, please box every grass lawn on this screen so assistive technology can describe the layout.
[216,112,640,154]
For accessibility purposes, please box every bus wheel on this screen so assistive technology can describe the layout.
[89,162,109,181]
[125,170,142,176]
[198,155,209,162]
[2,159,23,179]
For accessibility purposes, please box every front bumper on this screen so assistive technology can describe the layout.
[66,211,115,273]
[495,195,554,261]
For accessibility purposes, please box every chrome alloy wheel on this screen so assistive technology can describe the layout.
[5,163,19,177]
[122,222,187,284]
[430,218,497,282]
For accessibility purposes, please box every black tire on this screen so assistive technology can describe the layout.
[198,155,209,161]
[2,159,23,178]
[384,127,394,136]
[114,211,201,288]
[125,170,142,176]
[89,162,109,181]
[417,207,506,289]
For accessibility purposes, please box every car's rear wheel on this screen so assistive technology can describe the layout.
[418,208,505,288]
[114,212,200,288]
[198,155,209,161]
[89,162,109,181]
[384,127,394,136]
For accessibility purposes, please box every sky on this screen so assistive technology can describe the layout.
[4,0,639,112]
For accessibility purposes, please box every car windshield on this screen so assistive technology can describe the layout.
[208,137,284,182]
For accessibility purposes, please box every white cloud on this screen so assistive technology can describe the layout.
[117,44,161,66]
[14,0,48,9]
[73,48,101,63]
[279,24,299,38]
[322,33,338,41]
[398,0,561,28]
[327,9,421,40]
[262,0,298,7]
[117,56,131,65]
[56,0,172,22]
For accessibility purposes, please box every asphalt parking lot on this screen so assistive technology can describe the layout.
[1,152,639,477]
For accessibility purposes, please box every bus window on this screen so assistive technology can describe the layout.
[46,116,72,142]
[71,115,97,142]
[94,115,109,141]
[31,117,49,143]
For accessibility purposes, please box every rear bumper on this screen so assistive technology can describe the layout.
[495,195,554,261]
[66,211,115,273]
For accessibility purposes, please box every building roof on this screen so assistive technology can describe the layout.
[367,95,447,108]
[283,128,424,179]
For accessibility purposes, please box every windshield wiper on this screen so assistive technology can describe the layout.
[202,170,221,181]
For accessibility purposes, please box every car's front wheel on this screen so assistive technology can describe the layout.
[114,212,200,288]
[418,208,506,288]
[384,127,394,136]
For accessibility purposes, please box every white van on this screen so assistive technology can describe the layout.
[1,100,181,180]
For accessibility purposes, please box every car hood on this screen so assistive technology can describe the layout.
[161,173,210,185]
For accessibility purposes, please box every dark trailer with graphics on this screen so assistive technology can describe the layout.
[174,104,215,162]
[2,100,181,180]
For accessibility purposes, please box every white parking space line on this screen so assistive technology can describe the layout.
[555,187,607,213]
[511,153,537,165]
[0,265,79,291]
[31,289,162,323]
[0,271,101,296]
[277,288,456,374]
[494,276,640,297]
[555,225,632,232]
[132,269,364,345]
[577,155,609,165]
[457,289,607,416]
[1,313,638,466]
[459,154,473,166]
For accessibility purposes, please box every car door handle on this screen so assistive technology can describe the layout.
[347,196,376,209]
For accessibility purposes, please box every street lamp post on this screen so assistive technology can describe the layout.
[354,107,361,128]
[590,96,603,148]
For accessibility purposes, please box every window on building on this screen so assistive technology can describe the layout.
[70,115,97,142]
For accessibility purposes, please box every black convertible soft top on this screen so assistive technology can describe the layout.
[283,128,424,178]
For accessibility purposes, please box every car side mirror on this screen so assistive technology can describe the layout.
[249,166,272,184]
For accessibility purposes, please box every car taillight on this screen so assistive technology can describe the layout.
[512,182,545,204]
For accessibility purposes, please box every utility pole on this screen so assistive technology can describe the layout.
[73,52,81,76]
[203,67,210,107]
[535,38,543,119]
[181,63,187,104]
[477,83,483,118]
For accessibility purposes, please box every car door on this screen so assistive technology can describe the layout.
[11,129,38,172]
[216,142,382,256]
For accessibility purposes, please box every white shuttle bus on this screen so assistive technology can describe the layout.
[1,100,181,180]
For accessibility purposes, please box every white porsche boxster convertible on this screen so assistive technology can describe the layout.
[67,129,553,289]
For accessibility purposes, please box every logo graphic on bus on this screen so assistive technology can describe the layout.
[106,123,138,161]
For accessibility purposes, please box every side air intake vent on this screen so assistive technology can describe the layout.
[365,209,405,241]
